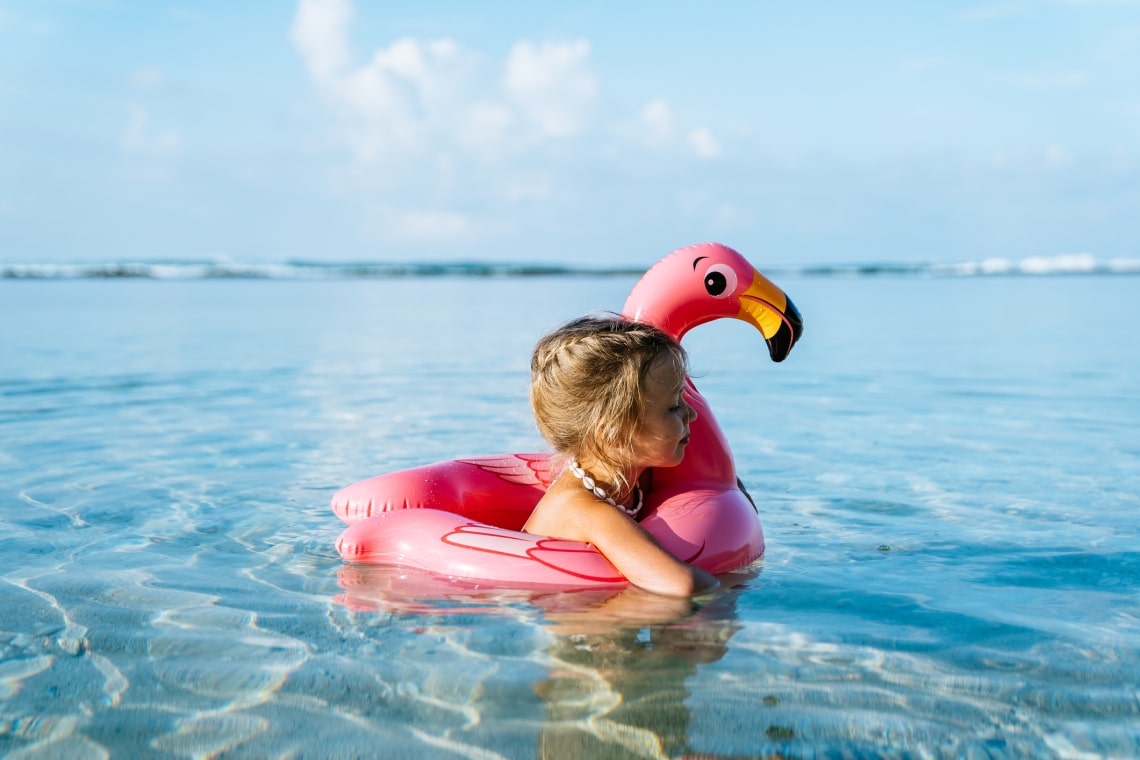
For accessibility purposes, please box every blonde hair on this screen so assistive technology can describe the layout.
[530,315,688,493]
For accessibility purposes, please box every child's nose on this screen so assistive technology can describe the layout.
[684,401,698,422]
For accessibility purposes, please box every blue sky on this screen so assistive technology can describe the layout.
[1,1,1138,266]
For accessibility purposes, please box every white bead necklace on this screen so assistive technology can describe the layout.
[568,460,643,518]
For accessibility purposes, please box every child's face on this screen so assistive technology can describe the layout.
[630,353,697,470]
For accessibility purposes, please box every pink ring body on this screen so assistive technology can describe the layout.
[333,458,763,589]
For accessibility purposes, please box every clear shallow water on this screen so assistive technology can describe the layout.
[2,274,1138,758]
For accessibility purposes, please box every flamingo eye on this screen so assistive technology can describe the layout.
[702,263,738,298]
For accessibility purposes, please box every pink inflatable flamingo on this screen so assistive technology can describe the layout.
[333,242,803,588]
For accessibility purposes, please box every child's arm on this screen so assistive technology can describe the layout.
[571,499,719,597]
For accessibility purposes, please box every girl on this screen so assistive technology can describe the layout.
[523,315,719,597]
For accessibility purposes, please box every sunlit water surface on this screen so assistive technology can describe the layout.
[2,274,1138,758]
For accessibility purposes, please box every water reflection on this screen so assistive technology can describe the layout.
[335,563,756,758]
[535,584,746,759]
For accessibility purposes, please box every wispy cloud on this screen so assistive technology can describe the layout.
[121,67,180,161]
[504,40,596,139]
[687,128,721,159]
[120,103,180,157]
[636,100,724,159]
[641,98,674,144]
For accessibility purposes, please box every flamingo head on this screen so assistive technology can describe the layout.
[621,242,803,361]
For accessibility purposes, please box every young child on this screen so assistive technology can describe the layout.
[523,315,719,597]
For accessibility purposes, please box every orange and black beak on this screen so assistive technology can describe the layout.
[737,270,804,362]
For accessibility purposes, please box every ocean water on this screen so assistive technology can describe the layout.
[1,266,1138,758]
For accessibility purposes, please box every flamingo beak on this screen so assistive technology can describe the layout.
[738,270,804,362]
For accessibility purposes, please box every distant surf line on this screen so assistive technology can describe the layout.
[3,254,1137,280]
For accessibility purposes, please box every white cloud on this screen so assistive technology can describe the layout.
[504,40,596,138]
[291,1,597,167]
[120,103,180,156]
[287,0,732,247]
[687,127,721,159]
[302,32,480,165]
[641,98,674,143]
[334,36,471,145]
[460,101,515,156]
[291,0,353,83]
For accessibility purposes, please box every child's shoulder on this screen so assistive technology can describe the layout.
[526,481,620,543]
